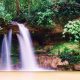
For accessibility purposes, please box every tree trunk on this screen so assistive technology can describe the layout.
[15,0,20,16]
[79,41,80,48]
[28,0,31,16]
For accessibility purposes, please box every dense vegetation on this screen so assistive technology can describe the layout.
[0,0,80,28]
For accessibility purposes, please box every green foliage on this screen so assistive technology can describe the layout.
[34,9,55,28]
[60,49,80,64]
[48,42,80,54]
[63,19,80,42]
[31,0,53,11]
[26,0,55,28]
[48,41,80,64]
[53,2,80,26]
[19,0,28,10]
[3,0,16,15]
[0,0,55,28]
[0,2,12,23]
[0,0,80,28]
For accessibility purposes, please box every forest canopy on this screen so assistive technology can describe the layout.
[0,0,80,28]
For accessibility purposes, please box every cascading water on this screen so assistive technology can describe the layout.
[1,29,12,70]
[17,23,40,71]
[0,23,46,71]
[7,29,12,49]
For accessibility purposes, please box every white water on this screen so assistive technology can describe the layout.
[17,23,40,71]
[0,23,53,71]
[1,29,12,70]
[7,29,12,49]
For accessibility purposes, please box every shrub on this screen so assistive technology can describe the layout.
[48,42,80,56]
[49,44,80,64]
[59,48,80,64]
[63,19,80,42]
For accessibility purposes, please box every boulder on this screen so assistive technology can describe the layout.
[73,64,80,71]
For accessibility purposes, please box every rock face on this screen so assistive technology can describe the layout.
[37,54,69,70]
[73,64,80,71]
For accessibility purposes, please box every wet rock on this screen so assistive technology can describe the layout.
[50,57,62,69]
[62,60,69,65]
[37,55,52,69]
[73,64,80,71]
[37,54,69,70]
[57,65,73,71]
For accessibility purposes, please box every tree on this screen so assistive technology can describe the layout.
[26,0,55,28]
[15,0,20,15]
[27,0,31,16]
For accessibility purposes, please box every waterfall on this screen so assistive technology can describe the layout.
[0,23,45,71]
[17,23,39,71]
[1,29,12,70]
